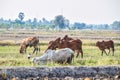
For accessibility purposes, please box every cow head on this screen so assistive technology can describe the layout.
[20,44,26,53]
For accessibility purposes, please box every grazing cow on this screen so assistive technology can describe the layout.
[20,37,40,54]
[33,48,74,64]
[46,35,83,58]
[96,40,114,56]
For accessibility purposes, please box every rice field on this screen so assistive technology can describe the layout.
[0,30,120,67]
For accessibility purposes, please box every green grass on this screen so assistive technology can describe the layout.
[0,40,120,67]
[0,30,120,67]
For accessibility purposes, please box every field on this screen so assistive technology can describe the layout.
[0,29,120,67]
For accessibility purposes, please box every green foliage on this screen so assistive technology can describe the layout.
[54,15,69,29]
[73,22,86,29]
[111,21,120,30]
[0,13,120,30]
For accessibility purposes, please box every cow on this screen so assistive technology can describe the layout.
[96,40,114,56]
[20,37,40,54]
[46,35,83,58]
[33,48,74,65]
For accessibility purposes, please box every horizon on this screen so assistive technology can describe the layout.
[0,0,120,24]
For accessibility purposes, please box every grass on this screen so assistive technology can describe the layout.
[0,39,120,67]
[0,30,120,67]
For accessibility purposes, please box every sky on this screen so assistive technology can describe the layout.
[0,0,120,24]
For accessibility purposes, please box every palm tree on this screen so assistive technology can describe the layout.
[18,12,25,21]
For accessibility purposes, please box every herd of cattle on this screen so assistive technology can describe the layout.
[19,35,115,65]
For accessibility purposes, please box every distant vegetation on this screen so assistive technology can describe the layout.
[0,12,120,30]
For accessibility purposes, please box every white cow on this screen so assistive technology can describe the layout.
[32,48,74,65]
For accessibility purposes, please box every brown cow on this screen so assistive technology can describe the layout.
[45,37,60,51]
[20,37,40,54]
[61,35,83,58]
[46,35,83,58]
[60,39,83,58]
[96,40,114,56]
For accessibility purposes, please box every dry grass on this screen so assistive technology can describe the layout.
[0,30,120,67]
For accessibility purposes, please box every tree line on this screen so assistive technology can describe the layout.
[0,12,120,30]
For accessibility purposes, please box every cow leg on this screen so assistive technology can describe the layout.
[33,48,38,54]
[112,50,114,56]
[33,47,37,54]
[25,46,28,53]
[65,56,73,64]
[36,48,39,54]
[67,54,74,64]
[33,48,36,54]
[112,52,114,56]
[79,47,83,58]
[35,45,40,53]
[24,47,27,53]
[76,49,83,58]
[108,48,110,55]
[38,47,40,52]
[111,48,114,56]
[33,46,39,54]
[101,51,103,56]
[63,58,68,64]
[104,50,108,56]
[25,49,26,53]
[72,54,74,64]
[80,50,83,58]
[76,50,79,58]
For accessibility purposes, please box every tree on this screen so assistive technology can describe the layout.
[54,15,69,29]
[64,19,69,29]
[18,12,25,21]
[111,21,120,30]
[32,18,38,28]
[104,24,109,29]
[73,22,86,29]
[42,18,49,25]
[17,12,25,29]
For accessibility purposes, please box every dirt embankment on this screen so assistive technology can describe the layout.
[0,66,120,80]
